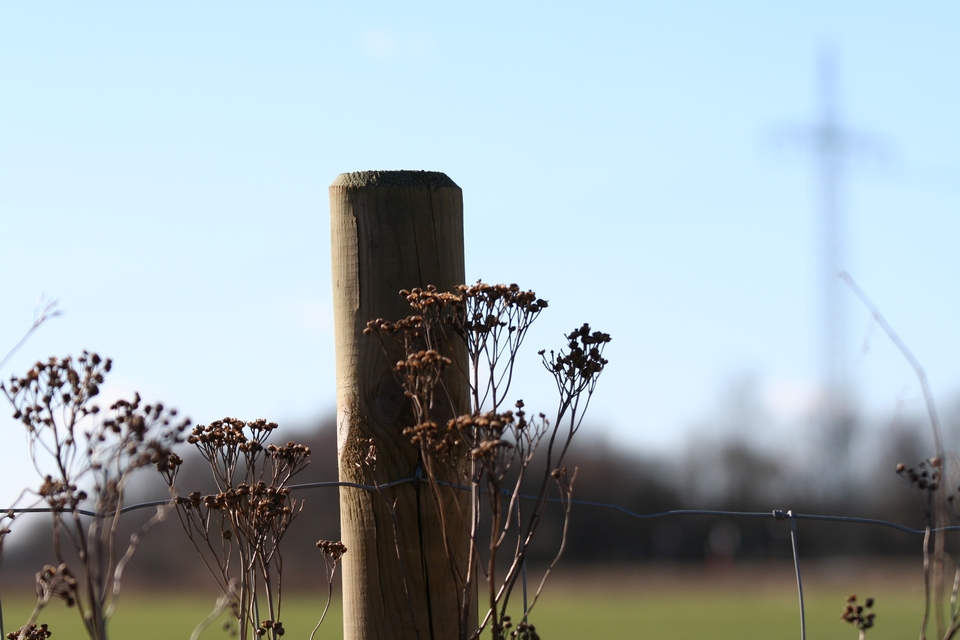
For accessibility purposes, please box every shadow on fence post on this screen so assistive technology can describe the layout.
[330,170,472,640]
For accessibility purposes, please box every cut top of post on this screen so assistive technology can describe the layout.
[331,170,459,189]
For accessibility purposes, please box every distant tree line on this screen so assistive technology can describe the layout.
[2,409,949,591]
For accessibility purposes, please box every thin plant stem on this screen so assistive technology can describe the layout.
[842,272,952,638]
[922,524,932,640]
[0,297,61,372]
[190,581,238,640]
[104,503,173,619]
[840,272,943,457]
[952,566,960,621]
[309,579,335,640]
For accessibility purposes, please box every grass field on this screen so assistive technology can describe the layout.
[0,561,930,639]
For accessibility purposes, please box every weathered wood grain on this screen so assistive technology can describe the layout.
[330,170,471,640]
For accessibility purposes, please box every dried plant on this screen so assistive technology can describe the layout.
[895,457,960,640]
[0,298,62,638]
[1,352,188,640]
[4,623,51,640]
[844,274,958,640]
[311,540,347,640]
[841,594,875,640]
[365,282,610,640]
[0,296,61,373]
[160,417,341,640]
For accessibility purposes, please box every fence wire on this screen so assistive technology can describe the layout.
[4,475,951,640]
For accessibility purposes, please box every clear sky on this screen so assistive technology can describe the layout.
[2,2,959,507]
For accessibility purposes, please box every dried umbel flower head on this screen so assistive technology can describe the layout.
[2,352,188,640]
[364,314,429,338]
[257,619,284,637]
[36,563,77,607]
[897,459,942,493]
[509,621,541,640]
[403,284,464,312]
[396,349,452,374]
[1,351,111,425]
[156,451,183,484]
[2,352,189,451]
[185,419,309,484]
[2,353,190,505]
[455,282,547,337]
[444,404,551,488]
[841,594,875,636]
[403,418,464,456]
[6,623,51,640]
[540,323,611,386]
[446,410,522,482]
[311,540,347,639]
[164,416,313,640]
[316,540,347,565]
[268,441,311,466]
[188,417,278,450]
[361,281,608,640]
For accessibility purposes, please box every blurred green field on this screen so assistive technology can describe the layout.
[0,566,929,639]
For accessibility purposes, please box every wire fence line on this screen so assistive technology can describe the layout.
[5,476,950,535]
[3,475,946,640]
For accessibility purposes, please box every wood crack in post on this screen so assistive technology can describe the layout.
[330,170,469,640]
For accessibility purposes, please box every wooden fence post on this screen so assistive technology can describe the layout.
[330,170,471,640]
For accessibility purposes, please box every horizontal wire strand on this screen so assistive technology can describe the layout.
[1,476,947,537]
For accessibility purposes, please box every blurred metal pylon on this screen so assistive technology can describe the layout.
[773,46,887,494]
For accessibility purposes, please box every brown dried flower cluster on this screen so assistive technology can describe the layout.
[6,624,51,640]
[364,314,427,338]
[448,408,542,480]
[396,349,453,426]
[509,620,541,640]
[366,282,547,359]
[364,282,608,640]
[2,352,187,640]
[404,419,458,455]
[2,351,111,426]
[540,323,611,396]
[454,282,546,334]
[2,354,189,483]
[404,284,465,311]
[311,540,348,640]
[896,458,946,495]
[161,417,315,640]
[35,563,77,608]
[257,619,284,637]
[893,456,959,640]
[180,482,297,537]
[316,539,347,564]
[841,594,875,639]
[189,416,278,447]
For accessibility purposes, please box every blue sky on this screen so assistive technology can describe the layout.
[2,2,959,506]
